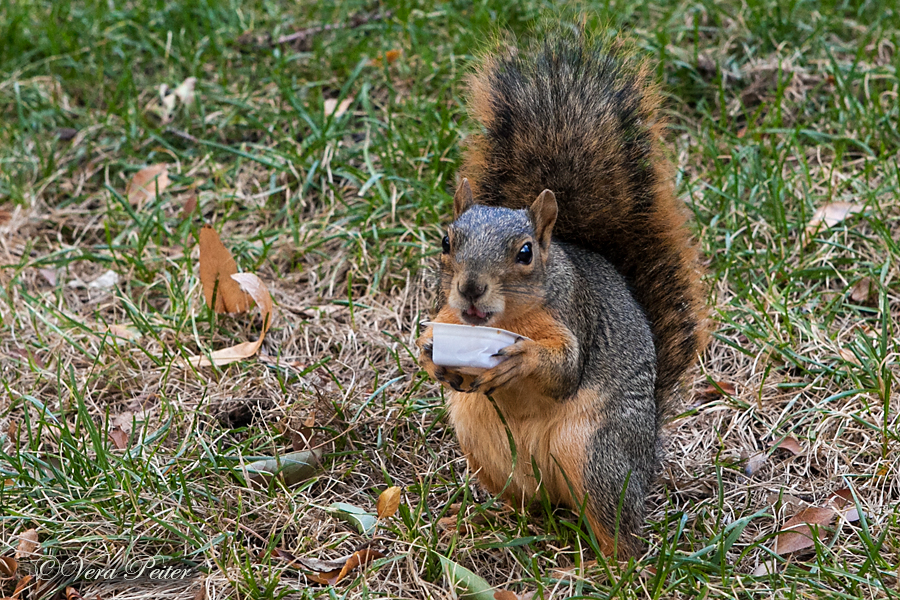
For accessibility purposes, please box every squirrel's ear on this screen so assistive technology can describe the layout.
[453,178,475,218]
[530,189,557,254]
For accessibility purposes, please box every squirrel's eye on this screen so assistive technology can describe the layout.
[516,242,533,265]
[441,235,450,254]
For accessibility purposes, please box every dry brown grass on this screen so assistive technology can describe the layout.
[2,1,899,599]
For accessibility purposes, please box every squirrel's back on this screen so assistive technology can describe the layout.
[460,32,708,420]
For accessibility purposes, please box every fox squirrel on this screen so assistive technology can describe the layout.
[417,32,708,557]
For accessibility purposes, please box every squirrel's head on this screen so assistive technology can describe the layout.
[439,179,557,326]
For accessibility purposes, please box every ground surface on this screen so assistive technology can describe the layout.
[1,0,899,599]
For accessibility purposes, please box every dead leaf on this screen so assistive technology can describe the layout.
[328,549,385,585]
[699,381,736,397]
[291,412,316,451]
[15,530,39,559]
[295,556,345,573]
[270,547,301,565]
[303,572,332,585]
[7,421,17,448]
[769,436,803,455]
[57,127,78,141]
[831,488,853,504]
[806,202,863,236]
[10,348,43,369]
[752,559,781,576]
[767,492,805,515]
[744,451,767,476]
[0,555,16,576]
[86,270,119,289]
[198,225,252,314]
[368,49,402,67]
[188,273,273,367]
[281,549,385,586]
[106,324,141,342]
[127,164,171,207]
[829,489,862,522]
[181,195,198,220]
[839,348,860,365]
[376,486,401,519]
[437,516,466,534]
[774,506,835,555]
[12,574,34,598]
[850,278,875,305]
[324,97,353,118]
[108,426,129,450]
[160,85,177,120]
[65,586,83,600]
[553,560,598,579]
[37,268,57,286]
[112,411,136,433]
[173,77,197,104]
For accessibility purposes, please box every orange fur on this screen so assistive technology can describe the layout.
[424,305,590,517]
[418,32,709,558]
[460,36,709,420]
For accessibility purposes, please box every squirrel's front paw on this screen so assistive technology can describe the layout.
[417,334,469,392]
[468,339,535,395]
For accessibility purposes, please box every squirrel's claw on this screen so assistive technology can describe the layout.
[434,366,465,391]
[470,340,532,393]
[446,373,467,392]
[492,338,527,358]
[417,334,441,378]
[418,333,471,391]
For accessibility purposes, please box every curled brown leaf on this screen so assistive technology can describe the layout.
[768,436,803,455]
[198,225,252,314]
[376,486,401,519]
[806,202,863,236]
[286,549,385,586]
[108,426,129,450]
[65,586,83,600]
[774,506,835,555]
[744,451,767,476]
[188,272,273,367]
[850,277,875,305]
[0,555,16,577]
[829,488,862,522]
[127,164,171,207]
[324,97,353,118]
[15,530,39,559]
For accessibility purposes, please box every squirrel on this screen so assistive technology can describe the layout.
[416,31,708,557]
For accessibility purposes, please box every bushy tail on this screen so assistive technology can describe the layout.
[460,30,708,422]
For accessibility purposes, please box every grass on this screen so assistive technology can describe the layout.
[1,0,898,598]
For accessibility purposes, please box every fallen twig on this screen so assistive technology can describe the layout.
[275,10,392,46]
[165,127,199,144]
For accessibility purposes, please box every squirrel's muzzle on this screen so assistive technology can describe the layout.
[458,280,487,304]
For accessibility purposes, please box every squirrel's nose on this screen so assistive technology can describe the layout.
[458,280,487,303]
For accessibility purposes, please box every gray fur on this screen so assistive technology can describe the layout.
[444,203,658,551]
